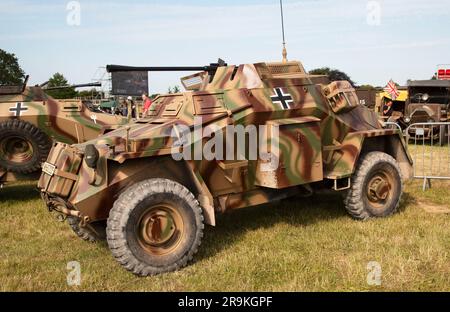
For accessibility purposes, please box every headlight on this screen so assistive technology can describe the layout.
[422,93,430,102]
[405,117,411,123]
[85,144,99,169]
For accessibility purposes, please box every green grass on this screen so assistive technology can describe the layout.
[0,178,449,292]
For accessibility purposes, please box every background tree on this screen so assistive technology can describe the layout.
[358,84,377,90]
[0,49,25,85]
[45,73,77,99]
[309,67,356,87]
[78,88,102,99]
[167,85,181,94]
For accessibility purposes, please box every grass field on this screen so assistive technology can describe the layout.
[408,141,450,177]
[0,178,448,292]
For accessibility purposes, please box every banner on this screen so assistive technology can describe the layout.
[111,71,148,96]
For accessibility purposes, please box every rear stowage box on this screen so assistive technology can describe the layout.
[38,143,82,198]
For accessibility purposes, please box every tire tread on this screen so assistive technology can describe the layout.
[344,152,403,220]
[106,178,204,276]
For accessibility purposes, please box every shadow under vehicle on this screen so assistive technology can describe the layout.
[38,59,413,276]
[0,77,129,184]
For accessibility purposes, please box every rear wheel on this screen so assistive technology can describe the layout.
[107,178,204,276]
[344,152,403,220]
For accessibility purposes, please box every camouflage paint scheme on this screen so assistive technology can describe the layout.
[0,85,129,182]
[38,60,413,226]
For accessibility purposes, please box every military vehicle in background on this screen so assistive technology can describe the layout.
[402,80,450,145]
[355,87,378,110]
[38,59,413,276]
[375,88,408,122]
[0,77,129,184]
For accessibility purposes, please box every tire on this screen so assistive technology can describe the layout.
[0,119,52,174]
[107,178,204,276]
[344,152,403,220]
[67,217,106,242]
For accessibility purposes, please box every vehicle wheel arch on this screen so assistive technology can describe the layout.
[359,134,413,180]
[109,156,216,226]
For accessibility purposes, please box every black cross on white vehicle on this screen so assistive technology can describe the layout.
[270,88,294,110]
[9,102,28,116]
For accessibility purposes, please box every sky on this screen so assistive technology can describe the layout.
[1,0,450,93]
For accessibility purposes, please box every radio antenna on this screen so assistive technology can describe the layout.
[280,0,288,63]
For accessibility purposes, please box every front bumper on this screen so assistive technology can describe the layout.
[38,142,92,222]
[407,124,441,139]
[39,141,134,222]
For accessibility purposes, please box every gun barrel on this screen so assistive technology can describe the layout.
[45,82,102,91]
[106,65,210,73]
[71,82,102,89]
[106,59,227,73]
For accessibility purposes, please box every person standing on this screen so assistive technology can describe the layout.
[142,93,153,118]
[120,100,128,117]
[126,96,136,121]
[383,100,393,117]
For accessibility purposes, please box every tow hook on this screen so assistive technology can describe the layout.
[56,204,91,226]
[46,197,90,226]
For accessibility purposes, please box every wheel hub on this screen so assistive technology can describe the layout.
[137,204,183,255]
[140,210,176,246]
[367,175,391,203]
[0,136,33,163]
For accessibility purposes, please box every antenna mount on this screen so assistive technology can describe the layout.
[280,0,288,63]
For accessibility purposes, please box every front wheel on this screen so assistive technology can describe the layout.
[106,178,204,276]
[344,152,403,220]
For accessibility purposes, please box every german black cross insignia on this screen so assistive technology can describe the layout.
[270,88,293,109]
[9,102,28,116]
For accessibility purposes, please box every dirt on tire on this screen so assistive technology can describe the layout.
[106,178,204,276]
[344,152,403,220]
